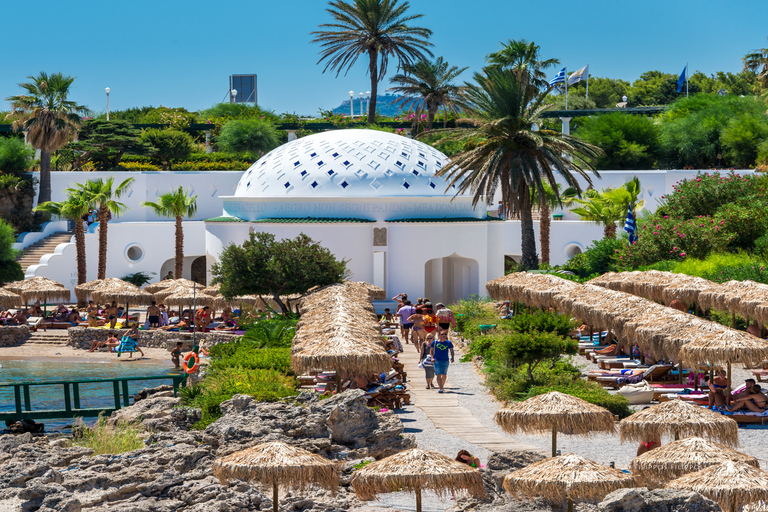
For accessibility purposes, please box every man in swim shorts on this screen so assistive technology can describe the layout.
[397,300,416,344]
[146,301,161,329]
[106,301,119,329]
[430,331,454,393]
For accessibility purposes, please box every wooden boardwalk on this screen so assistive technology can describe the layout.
[399,342,546,455]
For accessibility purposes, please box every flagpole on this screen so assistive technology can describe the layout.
[565,67,568,110]
[685,62,688,97]
[586,72,589,100]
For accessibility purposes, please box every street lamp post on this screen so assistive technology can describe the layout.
[359,92,364,119]
[365,91,370,117]
[230,89,238,104]
[349,90,354,117]
[105,87,111,120]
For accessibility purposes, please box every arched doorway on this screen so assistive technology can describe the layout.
[191,256,207,285]
[424,253,480,305]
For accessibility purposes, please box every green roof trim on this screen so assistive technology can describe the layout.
[387,216,504,223]
[251,217,375,224]
[204,216,248,222]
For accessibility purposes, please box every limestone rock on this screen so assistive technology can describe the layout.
[107,396,180,427]
[598,487,722,512]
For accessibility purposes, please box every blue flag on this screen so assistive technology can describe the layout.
[624,205,637,244]
[676,65,687,93]
[549,68,566,87]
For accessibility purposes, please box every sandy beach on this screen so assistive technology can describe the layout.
[0,345,174,366]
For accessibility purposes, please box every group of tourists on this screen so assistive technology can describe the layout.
[389,293,456,394]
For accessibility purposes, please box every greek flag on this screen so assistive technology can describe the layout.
[624,205,637,244]
[676,65,687,93]
[549,68,566,87]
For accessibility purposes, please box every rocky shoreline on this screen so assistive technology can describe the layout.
[0,387,724,512]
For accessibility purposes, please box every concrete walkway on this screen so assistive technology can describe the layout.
[398,340,546,456]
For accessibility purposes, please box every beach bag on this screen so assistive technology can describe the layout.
[617,380,655,405]
[419,355,434,369]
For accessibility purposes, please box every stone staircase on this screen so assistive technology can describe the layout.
[26,328,71,346]
[15,232,74,274]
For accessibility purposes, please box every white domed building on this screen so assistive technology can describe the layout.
[205,129,505,305]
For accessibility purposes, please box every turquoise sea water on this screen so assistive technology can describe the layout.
[0,359,177,432]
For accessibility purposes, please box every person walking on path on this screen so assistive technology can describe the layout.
[419,333,436,389]
[397,300,416,345]
[435,303,456,337]
[430,331,454,393]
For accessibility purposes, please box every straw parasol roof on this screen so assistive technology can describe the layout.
[665,460,768,512]
[494,391,616,457]
[0,288,22,308]
[291,333,392,376]
[212,441,339,512]
[679,329,768,369]
[661,276,721,308]
[619,400,738,447]
[345,281,386,301]
[630,436,759,488]
[143,279,177,294]
[151,279,201,301]
[5,276,70,304]
[163,290,218,308]
[503,453,635,508]
[75,277,134,303]
[350,448,485,512]
[91,280,153,306]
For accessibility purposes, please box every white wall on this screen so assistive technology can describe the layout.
[32,171,243,222]
[501,220,606,267]
[27,221,208,300]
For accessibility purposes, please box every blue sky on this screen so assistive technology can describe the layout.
[2,0,766,116]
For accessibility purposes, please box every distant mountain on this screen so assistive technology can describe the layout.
[331,94,407,118]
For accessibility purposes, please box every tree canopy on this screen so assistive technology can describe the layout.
[70,119,148,171]
[212,232,349,313]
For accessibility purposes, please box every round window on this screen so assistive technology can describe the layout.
[564,243,583,260]
[125,244,145,263]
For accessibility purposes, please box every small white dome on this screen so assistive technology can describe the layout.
[233,129,461,199]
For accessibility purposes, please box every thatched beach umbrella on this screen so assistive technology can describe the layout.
[74,277,133,304]
[91,280,153,320]
[152,280,199,302]
[212,441,339,512]
[666,460,768,512]
[630,436,759,488]
[503,453,635,512]
[350,448,485,512]
[143,279,178,294]
[494,391,616,457]
[619,399,738,446]
[661,276,721,312]
[0,288,22,309]
[291,335,392,376]
[345,281,386,301]
[163,290,217,309]
[6,276,70,308]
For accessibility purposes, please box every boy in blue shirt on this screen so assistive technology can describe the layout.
[430,332,455,393]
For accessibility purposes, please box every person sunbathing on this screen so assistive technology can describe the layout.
[726,385,768,413]
[704,370,728,408]
[593,338,619,356]
[88,335,119,352]
[455,450,481,468]
[588,368,646,377]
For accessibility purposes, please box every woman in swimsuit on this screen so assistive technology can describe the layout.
[705,370,729,408]
[407,308,427,352]
[727,385,768,412]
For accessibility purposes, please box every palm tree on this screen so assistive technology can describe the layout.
[388,57,467,131]
[434,68,602,270]
[33,190,90,286]
[485,39,560,90]
[5,72,88,205]
[75,177,134,279]
[311,0,433,124]
[569,178,645,239]
[743,38,768,89]
[536,183,561,266]
[141,187,198,279]
[569,189,622,239]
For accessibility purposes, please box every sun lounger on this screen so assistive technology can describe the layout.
[594,364,674,389]
[751,369,768,382]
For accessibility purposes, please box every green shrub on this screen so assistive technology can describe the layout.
[508,311,575,338]
[0,260,23,285]
[209,347,292,374]
[574,112,661,170]
[563,237,625,277]
[191,368,297,428]
[140,129,195,170]
[492,331,577,381]
[217,118,280,159]
[460,335,497,362]
[755,233,768,258]
[0,137,34,175]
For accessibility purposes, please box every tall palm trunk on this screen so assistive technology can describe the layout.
[604,222,617,239]
[97,206,109,279]
[539,201,551,266]
[174,215,184,278]
[38,151,52,205]
[367,50,378,124]
[73,217,87,287]
[518,185,539,270]
[426,100,438,131]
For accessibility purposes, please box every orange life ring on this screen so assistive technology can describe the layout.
[183,352,200,374]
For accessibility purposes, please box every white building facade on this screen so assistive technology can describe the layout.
[18,129,756,304]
